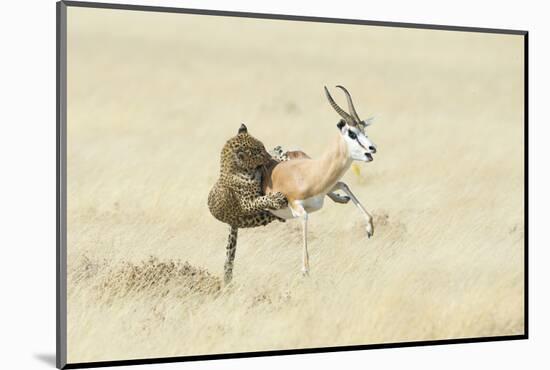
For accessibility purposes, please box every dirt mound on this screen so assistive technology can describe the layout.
[70,256,222,301]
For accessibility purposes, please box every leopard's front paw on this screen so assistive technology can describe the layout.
[271,146,283,156]
[271,192,288,209]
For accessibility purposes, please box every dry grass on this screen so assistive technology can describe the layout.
[66,7,524,363]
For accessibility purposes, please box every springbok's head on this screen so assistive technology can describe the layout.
[325,86,377,162]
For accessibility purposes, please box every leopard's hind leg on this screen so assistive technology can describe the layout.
[224,213,284,284]
[224,225,238,284]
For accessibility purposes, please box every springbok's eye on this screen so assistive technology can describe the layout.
[348,131,357,140]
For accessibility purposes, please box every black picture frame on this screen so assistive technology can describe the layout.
[56,1,528,368]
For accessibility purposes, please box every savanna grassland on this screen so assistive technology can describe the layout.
[66,7,525,363]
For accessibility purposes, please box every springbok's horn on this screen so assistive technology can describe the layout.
[336,85,361,124]
[324,86,355,125]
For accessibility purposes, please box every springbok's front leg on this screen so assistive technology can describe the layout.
[290,202,310,276]
[327,192,350,204]
[332,181,374,238]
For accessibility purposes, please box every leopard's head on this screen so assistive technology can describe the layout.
[221,124,272,172]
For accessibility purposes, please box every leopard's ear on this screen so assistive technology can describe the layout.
[238,123,248,134]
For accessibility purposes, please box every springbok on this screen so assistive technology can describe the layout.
[262,86,377,275]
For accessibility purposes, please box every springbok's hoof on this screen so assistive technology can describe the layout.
[301,269,310,277]
[366,223,374,238]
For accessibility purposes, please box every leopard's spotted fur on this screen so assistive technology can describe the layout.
[208,124,288,283]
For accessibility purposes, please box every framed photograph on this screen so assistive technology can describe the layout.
[57,1,528,368]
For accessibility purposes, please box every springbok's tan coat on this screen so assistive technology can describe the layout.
[260,86,378,275]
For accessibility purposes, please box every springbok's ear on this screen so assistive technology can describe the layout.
[361,117,375,127]
[336,119,346,131]
[238,123,248,134]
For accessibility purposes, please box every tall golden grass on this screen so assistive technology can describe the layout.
[66,7,524,363]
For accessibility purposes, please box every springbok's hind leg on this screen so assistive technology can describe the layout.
[332,181,374,238]
[224,226,238,284]
[301,212,309,276]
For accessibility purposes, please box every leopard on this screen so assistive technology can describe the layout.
[207,124,288,284]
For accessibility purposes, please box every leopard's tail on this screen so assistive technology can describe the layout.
[224,225,238,284]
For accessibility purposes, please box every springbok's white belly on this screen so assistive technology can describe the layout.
[269,195,325,220]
